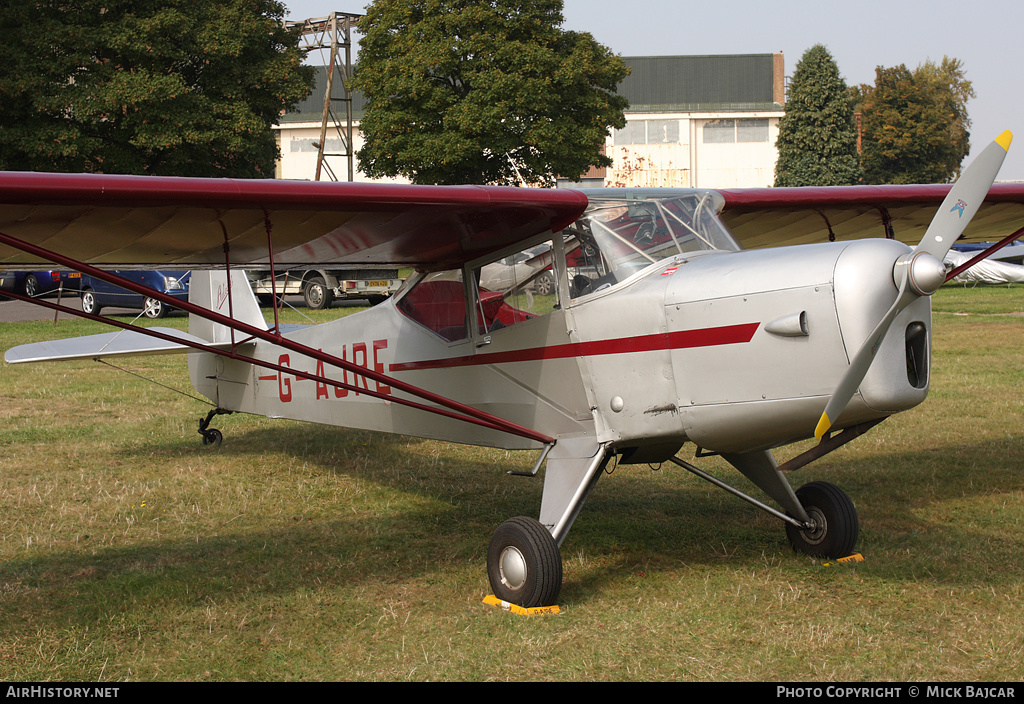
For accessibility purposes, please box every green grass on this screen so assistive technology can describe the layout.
[1,290,1023,681]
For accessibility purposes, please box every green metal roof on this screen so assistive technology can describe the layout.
[280,66,366,123]
[279,53,782,123]
[619,54,780,113]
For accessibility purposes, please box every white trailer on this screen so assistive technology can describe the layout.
[248,268,402,309]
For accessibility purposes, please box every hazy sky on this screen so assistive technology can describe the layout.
[282,0,1024,180]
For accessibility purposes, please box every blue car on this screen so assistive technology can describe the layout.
[79,270,190,319]
[4,270,82,297]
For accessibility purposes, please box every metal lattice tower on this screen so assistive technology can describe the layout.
[286,12,360,181]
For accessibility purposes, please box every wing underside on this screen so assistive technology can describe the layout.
[717,183,1024,249]
[0,172,589,269]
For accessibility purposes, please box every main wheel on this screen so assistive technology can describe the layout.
[303,276,333,310]
[786,481,859,559]
[81,289,101,315]
[143,297,168,318]
[487,516,562,608]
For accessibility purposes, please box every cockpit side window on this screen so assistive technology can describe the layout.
[472,240,560,334]
[396,270,468,342]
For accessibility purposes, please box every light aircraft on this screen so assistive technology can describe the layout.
[3,132,1024,609]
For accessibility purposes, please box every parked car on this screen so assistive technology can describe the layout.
[479,245,556,296]
[79,270,190,318]
[5,270,81,297]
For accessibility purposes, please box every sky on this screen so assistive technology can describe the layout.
[280,0,1024,180]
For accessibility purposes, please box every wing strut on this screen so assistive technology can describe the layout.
[944,226,1024,282]
[0,231,555,446]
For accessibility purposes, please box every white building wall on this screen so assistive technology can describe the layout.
[605,113,782,189]
[275,112,782,188]
[275,122,410,184]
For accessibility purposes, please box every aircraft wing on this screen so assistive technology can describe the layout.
[716,183,1024,250]
[0,172,588,269]
[3,321,323,365]
[3,327,237,364]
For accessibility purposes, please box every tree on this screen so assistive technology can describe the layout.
[0,0,314,177]
[773,44,862,187]
[858,57,974,184]
[350,0,630,186]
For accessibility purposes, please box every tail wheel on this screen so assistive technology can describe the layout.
[202,429,223,447]
[487,516,562,608]
[786,481,859,559]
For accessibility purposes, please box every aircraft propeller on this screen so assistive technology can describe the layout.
[814,131,1013,440]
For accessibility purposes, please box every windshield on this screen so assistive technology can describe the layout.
[563,189,740,295]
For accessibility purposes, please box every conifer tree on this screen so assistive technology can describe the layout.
[774,45,862,187]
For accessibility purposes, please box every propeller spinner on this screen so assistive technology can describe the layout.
[814,131,1013,439]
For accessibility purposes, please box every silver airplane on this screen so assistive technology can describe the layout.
[2,132,1021,610]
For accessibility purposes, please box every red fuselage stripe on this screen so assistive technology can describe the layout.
[389,322,760,372]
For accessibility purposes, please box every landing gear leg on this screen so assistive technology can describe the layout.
[670,451,860,559]
[486,441,608,608]
[198,408,233,447]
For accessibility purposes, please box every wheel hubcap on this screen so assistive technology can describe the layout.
[800,506,828,545]
[498,546,527,591]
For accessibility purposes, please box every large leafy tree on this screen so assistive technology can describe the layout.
[351,0,630,186]
[858,57,974,184]
[773,44,862,187]
[0,0,313,177]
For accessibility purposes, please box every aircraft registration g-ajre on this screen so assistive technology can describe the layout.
[2,132,1023,609]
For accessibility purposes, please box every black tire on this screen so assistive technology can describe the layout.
[81,289,101,315]
[202,429,223,447]
[257,293,283,307]
[487,516,562,608]
[143,297,168,319]
[23,274,39,297]
[786,481,859,559]
[303,276,333,310]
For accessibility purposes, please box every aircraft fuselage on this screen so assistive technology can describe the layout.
[188,236,930,460]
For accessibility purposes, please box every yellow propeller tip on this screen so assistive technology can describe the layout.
[814,413,832,440]
[996,130,1013,151]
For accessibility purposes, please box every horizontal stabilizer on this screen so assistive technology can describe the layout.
[4,328,235,364]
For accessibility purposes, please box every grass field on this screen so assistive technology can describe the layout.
[1,286,1022,681]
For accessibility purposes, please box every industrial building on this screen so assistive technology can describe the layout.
[274,52,786,188]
